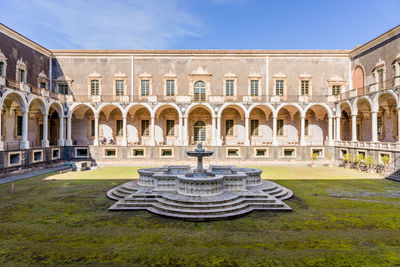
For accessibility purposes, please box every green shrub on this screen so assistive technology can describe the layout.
[311,153,319,162]
[381,155,391,166]
[365,156,375,168]
[343,153,352,163]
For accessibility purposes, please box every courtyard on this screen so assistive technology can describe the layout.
[1,166,400,265]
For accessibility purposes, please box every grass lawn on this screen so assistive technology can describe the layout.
[1,166,400,265]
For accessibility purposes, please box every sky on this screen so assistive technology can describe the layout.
[1,0,399,50]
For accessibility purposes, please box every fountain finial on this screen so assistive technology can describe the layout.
[186,144,214,177]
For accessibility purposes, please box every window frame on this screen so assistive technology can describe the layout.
[141,120,150,136]
[250,119,259,136]
[166,119,175,136]
[116,119,123,136]
[225,119,234,136]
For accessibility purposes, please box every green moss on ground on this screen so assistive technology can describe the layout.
[1,167,399,266]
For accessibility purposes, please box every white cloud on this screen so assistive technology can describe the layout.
[2,0,204,49]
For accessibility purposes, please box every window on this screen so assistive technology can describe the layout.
[194,81,206,101]
[250,80,259,96]
[40,82,46,89]
[251,119,259,136]
[141,120,150,136]
[225,119,234,136]
[18,68,25,82]
[277,119,284,136]
[141,80,150,96]
[166,80,175,96]
[133,149,144,156]
[161,149,173,156]
[301,80,309,95]
[377,69,384,87]
[332,85,341,96]
[356,124,360,140]
[194,121,206,142]
[17,116,22,136]
[276,80,284,96]
[284,149,294,157]
[116,120,123,136]
[226,80,234,96]
[305,119,309,136]
[227,149,239,157]
[91,119,95,136]
[116,80,124,96]
[166,120,175,136]
[0,61,3,76]
[91,80,99,95]
[256,149,266,156]
[39,124,43,141]
[377,116,383,136]
[59,84,69,95]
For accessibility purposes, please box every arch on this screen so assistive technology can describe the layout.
[96,103,124,117]
[0,90,28,112]
[336,100,353,117]
[47,100,64,117]
[274,103,303,117]
[352,64,365,90]
[217,103,247,119]
[303,103,333,118]
[352,96,373,114]
[184,103,216,117]
[152,103,182,118]
[28,96,47,115]
[372,90,399,112]
[123,103,152,117]
[68,103,96,117]
[246,103,275,117]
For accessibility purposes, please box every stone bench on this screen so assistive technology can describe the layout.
[71,161,91,171]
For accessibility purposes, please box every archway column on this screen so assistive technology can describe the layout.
[93,115,99,146]
[58,116,65,146]
[178,116,183,146]
[183,116,188,146]
[351,114,357,142]
[66,115,72,146]
[272,115,277,146]
[244,115,250,146]
[41,112,49,148]
[336,116,341,141]
[371,111,378,142]
[20,111,29,149]
[0,110,3,150]
[216,115,222,146]
[211,116,217,146]
[150,115,155,146]
[122,116,127,146]
[300,115,305,146]
[397,108,400,144]
[328,116,333,146]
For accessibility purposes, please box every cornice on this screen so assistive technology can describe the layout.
[0,23,52,57]
[51,49,351,58]
[350,24,400,58]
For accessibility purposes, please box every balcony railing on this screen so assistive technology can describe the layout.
[340,78,398,100]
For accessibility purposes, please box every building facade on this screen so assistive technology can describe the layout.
[0,23,399,172]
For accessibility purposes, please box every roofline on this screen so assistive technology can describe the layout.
[50,49,350,57]
[350,24,400,58]
[0,23,52,57]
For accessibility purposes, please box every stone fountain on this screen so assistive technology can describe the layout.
[107,144,293,220]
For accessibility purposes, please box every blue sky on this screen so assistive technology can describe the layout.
[1,0,399,50]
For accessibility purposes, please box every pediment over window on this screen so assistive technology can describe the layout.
[164,71,178,78]
[224,72,237,78]
[273,72,287,78]
[189,66,211,76]
[38,71,48,80]
[88,71,102,78]
[0,50,6,61]
[248,73,262,78]
[16,58,27,69]
[139,72,152,78]
[54,74,73,82]
[114,71,127,78]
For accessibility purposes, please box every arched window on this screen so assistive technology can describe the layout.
[194,120,206,143]
[194,81,206,102]
[352,66,364,90]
